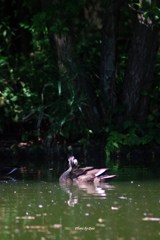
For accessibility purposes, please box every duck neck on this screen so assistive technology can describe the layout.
[59,166,72,182]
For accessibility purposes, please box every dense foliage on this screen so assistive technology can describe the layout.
[0,0,160,164]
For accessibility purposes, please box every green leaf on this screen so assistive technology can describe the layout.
[113,142,119,149]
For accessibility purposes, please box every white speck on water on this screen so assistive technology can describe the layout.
[142,217,160,221]
[85,213,89,216]
[86,203,91,207]
[98,218,104,223]
[38,205,43,208]
[111,206,119,210]
[119,196,127,200]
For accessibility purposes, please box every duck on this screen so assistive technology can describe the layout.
[59,156,116,185]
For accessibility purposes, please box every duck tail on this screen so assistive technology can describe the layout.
[101,174,117,181]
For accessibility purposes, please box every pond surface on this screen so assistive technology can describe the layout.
[0,180,160,240]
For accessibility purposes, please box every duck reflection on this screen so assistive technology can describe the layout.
[60,182,115,207]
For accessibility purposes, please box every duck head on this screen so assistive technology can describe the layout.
[68,156,78,169]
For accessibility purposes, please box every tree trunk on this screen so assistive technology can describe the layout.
[100,0,125,120]
[53,30,103,131]
[122,10,159,122]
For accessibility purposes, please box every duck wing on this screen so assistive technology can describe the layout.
[71,166,94,178]
[95,168,110,177]
[85,168,109,177]
[80,166,94,171]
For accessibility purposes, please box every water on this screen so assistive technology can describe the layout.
[0,180,159,240]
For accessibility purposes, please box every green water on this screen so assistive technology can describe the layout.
[0,180,159,240]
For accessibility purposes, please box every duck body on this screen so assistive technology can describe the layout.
[59,156,116,185]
